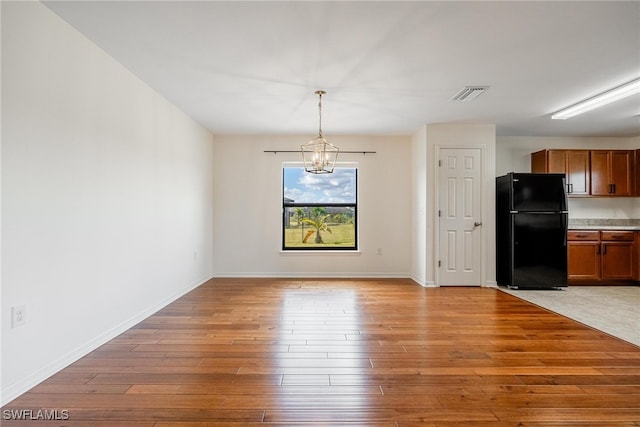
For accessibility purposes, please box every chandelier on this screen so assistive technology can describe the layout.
[301,90,339,174]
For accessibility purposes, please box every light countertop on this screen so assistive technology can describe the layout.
[568,219,640,231]
[568,225,640,231]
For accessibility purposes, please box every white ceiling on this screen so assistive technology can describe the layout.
[44,1,640,137]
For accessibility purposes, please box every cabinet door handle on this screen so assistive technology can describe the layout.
[603,245,607,255]
[596,245,601,254]
[612,183,616,194]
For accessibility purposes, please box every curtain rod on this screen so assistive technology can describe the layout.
[264,150,376,154]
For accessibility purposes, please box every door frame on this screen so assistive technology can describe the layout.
[434,145,488,287]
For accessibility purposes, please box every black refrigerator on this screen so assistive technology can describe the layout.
[496,173,568,289]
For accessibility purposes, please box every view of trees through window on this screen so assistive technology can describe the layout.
[282,167,357,250]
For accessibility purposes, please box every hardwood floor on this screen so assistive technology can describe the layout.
[3,278,640,426]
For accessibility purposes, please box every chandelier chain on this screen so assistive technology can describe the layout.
[301,89,337,174]
[317,90,323,137]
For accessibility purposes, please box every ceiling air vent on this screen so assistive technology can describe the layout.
[451,86,489,101]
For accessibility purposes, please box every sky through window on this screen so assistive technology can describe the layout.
[283,167,356,204]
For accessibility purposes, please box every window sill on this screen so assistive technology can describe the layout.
[279,250,361,256]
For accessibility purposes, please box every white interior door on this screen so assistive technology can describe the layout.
[438,148,483,286]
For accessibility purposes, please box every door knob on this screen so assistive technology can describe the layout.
[474,221,483,227]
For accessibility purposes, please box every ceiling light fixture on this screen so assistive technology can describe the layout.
[551,78,640,120]
[301,90,339,174]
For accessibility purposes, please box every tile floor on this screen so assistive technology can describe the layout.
[500,285,640,346]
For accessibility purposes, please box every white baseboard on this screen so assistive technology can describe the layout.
[410,276,437,287]
[1,275,211,406]
[211,272,412,279]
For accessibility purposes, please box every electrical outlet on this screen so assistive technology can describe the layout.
[12,305,26,328]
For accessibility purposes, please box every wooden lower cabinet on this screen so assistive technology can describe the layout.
[633,231,640,281]
[568,230,636,283]
[568,241,601,280]
[601,241,634,280]
[568,231,601,282]
[636,149,640,196]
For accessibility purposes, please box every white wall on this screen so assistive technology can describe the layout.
[411,126,427,285]
[496,136,640,219]
[212,135,412,277]
[2,0,637,408]
[1,2,214,404]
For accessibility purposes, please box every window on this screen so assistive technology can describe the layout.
[282,166,357,251]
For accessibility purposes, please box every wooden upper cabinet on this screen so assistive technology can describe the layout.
[590,150,633,196]
[566,150,591,196]
[546,150,567,173]
[590,150,609,195]
[531,149,590,196]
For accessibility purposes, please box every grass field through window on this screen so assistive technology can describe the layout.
[284,222,355,248]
